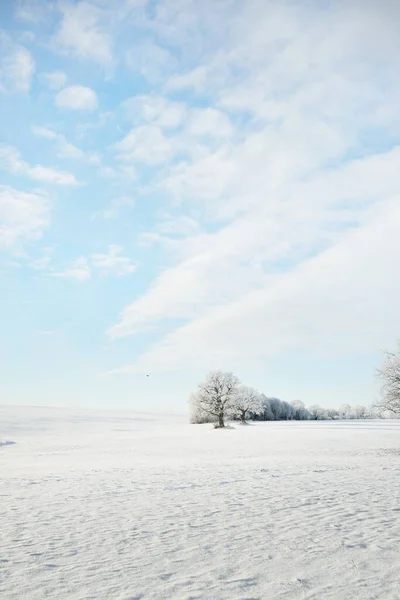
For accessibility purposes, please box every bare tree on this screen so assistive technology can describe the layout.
[232,385,261,423]
[376,346,400,416]
[190,371,240,428]
[189,393,213,424]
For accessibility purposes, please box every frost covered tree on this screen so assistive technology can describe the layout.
[259,394,275,420]
[326,408,339,420]
[339,404,352,419]
[269,397,284,420]
[291,400,309,420]
[354,405,366,419]
[232,385,261,423]
[376,345,400,416]
[308,405,327,420]
[189,394,213,424]
[190,371,240,427]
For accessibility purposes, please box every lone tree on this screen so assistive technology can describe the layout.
[376,344,400,416]
[232,385,261,423]
[190,371,240,428]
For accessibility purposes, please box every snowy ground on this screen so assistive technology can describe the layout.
[1,407,400,600]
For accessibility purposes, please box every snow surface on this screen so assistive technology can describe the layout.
[1,406,400,600]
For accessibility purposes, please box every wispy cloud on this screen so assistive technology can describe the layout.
[51,245,137,281]
[107,0,400,374]
[92,196,135,220]
[3,0,400,400]
[31,125,99,163]
[126,41,176,83]
[0,185,49,250]
[52,257,91,282]
[113,99,235,169]
[92,245,137,277]
[166,66,208,93]
[114,125,174,165]
[29,246,53,270]
[0,145,79,185]
[41,70,67,90]
[121,95,187,130]
[15,0,54,23]
[0,39,35,93]
[54,85,98,111]
[54,1,113,66]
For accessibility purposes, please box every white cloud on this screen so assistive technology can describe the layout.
[0,185,49,250]
[92,245,137,277]
[107,0,400,375]
[122,95,187,130]
[15,0,54,23]
[153,215,201,238]
[32,125,83,159]
[121,195,400,373]
[54,1,113,66]
[29,246,53,270]
[31,125,100,163]
[55,85,98,111]
[51,246,137,281]
[110,143,400,341]
[97,165,118,179]
[93,196,135,220]
[166,66,208,93]
[113,102,233,170]
[187,108,233,139]
[41,71,67,90]
[0,145,79,186]
[52,257,91,282]
[0,41,35,93]
[138,215,202,249]
[30,255,52,270]
[5,0,399,384]
[126,42,176,83]
[114,125,173,165]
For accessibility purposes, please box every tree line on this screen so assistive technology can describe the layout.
[189,371,378,427]
[190,342,400,427]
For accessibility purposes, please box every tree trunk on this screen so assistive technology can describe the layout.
[218,413,225,428]
[240,411,247,423]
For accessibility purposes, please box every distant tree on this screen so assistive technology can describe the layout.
[259,394,274,420]
[269,397,284,420]
[354,405,367,419]
[190,371,240,428]
[232,385,261,423]
[291,400,309,420]
[308,405,327,420]
[339,404,352,419]
[376,345,400,416]
[281,400,293,420]
[326,408,339,420]
[365,405,379,419]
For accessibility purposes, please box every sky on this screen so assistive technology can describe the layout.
[1,0,400,412]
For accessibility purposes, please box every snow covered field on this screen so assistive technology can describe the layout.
[1,407,400,600]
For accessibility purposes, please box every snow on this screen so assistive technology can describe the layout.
[1,406,400,600]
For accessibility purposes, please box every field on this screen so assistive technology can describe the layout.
[1,407,400,600]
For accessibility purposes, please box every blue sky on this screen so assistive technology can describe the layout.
[1,0,400,411]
